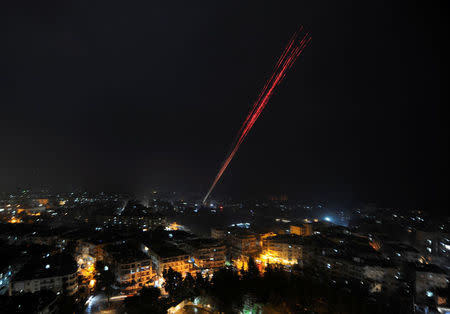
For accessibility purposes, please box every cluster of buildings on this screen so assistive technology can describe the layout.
[211,218,450,312]
[211,222,311,264]
[0,191,168,231]
[1,191,449,313]
[103,243,154,294]
[0,223,230,314]
[9,253,78,296]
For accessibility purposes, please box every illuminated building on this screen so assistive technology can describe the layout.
[183,238,226,271]
[104,243,154,294]
[76,240,107,262]
[260,234,304,266]
[415,264,449,299]
[7,217,22,224]
[166,222,181,231]
[309,253,399,293]
[9,253,78,295]
[415,229,450,267]
[290,224,312,236]
[228,229,260,258]
[258,231,277,248]
[73,230,131,262]
[144,242,192,276]
[211,228,226,240]
[116,259,153,294]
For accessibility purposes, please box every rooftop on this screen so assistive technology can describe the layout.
[415,263,446,274]
[384,242,420,253]
[0,290,57,313]
[13,253,77,281]
[265,234,305,245]
[104,243,150,264]
[146,241,188,259]
[185,238,225,249]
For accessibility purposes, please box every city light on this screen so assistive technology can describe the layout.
[166,222,181,231]
[258,251,298,267]
[8,217,22,224]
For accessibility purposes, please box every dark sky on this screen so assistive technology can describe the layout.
[1,1,448,210]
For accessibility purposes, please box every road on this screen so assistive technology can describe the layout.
[84,292,122,314]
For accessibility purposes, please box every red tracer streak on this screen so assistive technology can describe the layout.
[203,29,311,204]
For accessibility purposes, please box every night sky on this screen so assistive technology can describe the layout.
[1,1,448,210]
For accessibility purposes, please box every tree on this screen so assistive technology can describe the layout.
[260,264,288,304]
[194,271,210,295]
[140,286,161,303]
[242,257,260,286]
[181,272,195,299]
[124,286,165,314]
[65,240,77,255]
[210,267,243,312]
[95,261,116,304]
[163,267,183,301]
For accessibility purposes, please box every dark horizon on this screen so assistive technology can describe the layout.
[1,1,448,213]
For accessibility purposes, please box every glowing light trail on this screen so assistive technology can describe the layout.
[203,28,311,204]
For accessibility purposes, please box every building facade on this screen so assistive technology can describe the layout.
[10,254,78,296]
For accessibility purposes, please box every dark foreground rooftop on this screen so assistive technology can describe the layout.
[13,253,77,281]
[0,290,57,314]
